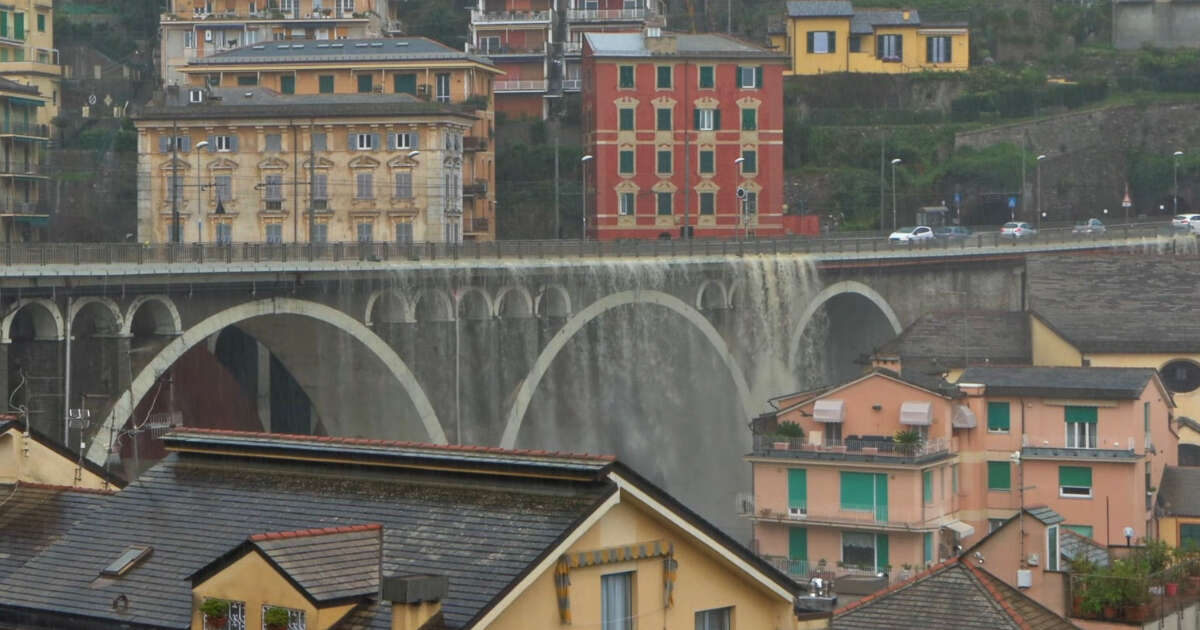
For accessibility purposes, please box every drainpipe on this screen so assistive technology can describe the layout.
[1018,396,1025,567]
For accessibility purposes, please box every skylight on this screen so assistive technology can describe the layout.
[100,545,153,577]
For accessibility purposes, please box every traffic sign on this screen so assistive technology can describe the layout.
[1008,196,1017,209]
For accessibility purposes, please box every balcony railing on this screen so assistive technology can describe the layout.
[470,9,552,24]
[494,79,548,93]
[0,122,48,138]
[738,492,954,531]
[1021,434,1140,459]
[566,7,647,21]
[175,8,364,21]
[463,180,488,196]
[463,136,488,152]
[474,43,546,56]
[0,161,48,177]
[0,47,60,67]
[562,41,582,55]
[561,78,582,91]
[752,434,953,462]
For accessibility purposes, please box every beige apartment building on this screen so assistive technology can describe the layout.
[134,86,476,244]
[0,0,58,125]
[159,0,391,86]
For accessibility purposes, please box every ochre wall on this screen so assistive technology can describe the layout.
[0,427,111,489]
[191,550,355,630]
[1029,315,1084,367]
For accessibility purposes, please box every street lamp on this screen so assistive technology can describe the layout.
[1036,154,1047,229]
[194,140,209,243]
[890,158,901,231]
[580,154,593,240]
[734,157,747,237]
[1174,150,1184,215]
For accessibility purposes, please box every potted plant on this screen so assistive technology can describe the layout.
[199,599,229,630]
[893,428,923,455]
[263,607,290,630]
[773,421,804,450]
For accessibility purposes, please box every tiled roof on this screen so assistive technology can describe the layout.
[958,366,1157,400]
[584,32,787,59]
[850,8,921,34]
[0,483,113,580]
[878,310,1031,387]
[786,1,854,17]
[1157,465,1200,517]
[1026,505,1065,526]
[0,453,613,629]
[833,559,1078,629]
[139,87,474,121]
[0,77,40,97]
[1028,254,1200,353]
[250,525,382,603]
[191,37,495,67]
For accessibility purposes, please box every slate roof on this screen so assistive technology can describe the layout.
[138,87,474,121]
[851,8,921,33]
[1157,465,1200,517]
[786,1,854,17]
[878,310,1031,388]
[1027,505,1065,526]
[1028,254,1200,353]
[191,37,495,68]
[958,366,1158,400]
[0,483,113,579]
[584,32,787,59]
[1059,529,1110,568]
[833,559,1078,629]
[0,77,41,97]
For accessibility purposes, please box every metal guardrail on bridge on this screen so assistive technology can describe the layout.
[0,224,1185,267]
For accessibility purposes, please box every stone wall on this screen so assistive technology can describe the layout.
[1116,0,1200,50]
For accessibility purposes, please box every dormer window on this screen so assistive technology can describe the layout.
[189,89,204,104]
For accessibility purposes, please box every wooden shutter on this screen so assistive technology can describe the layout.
[348,132,357,152]
[755,66,763,88]
[180,136,190,152]
[713,108,721,130]
[159,136,169,153]
[693,108,700,130]
[896,35,903,59]
[207,135,216,152]
[788,468,806,509]
[927,37,933,63]
[806,32,814,53]
[411,132,420,150]
[229,135,238,152]
[735,65,743,87]
[876,35,884,59]
[370,133,381,151]
[829,33,836,53]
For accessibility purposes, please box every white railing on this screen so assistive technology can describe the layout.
[753,434,952,459]
[494,79,548,92]
[470,9,552,24]
[562,41,582,55]
[1021,434,1137,452]
[567,7,647,21]
[561,79,582,91]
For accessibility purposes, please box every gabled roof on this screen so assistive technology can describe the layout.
[193,524,383,605]
[190,37,496,68]
[584,32,787,60]
[0,419,127,489]
[773,367,956,415]
[958,366,1159,400]
[1157,465,1200,517]
[0,483,113,580]
[850,8,921,34]
[833,558,1079,629]
[786,1,854,17]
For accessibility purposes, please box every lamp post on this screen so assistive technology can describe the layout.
[580,154,593,240]
[1174,150,1184,215]
[890,158,901,231]
[734,156,747,237]
[1035,154,1047,229]
[194,140,209,243]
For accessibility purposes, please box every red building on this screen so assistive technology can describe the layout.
[582,30,788,239]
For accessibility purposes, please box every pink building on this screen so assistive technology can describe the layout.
[746,366,1177,590]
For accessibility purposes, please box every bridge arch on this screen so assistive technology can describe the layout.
[696,279,729,311]
[68,297,123,337]
[455,287,493,321]
[494,286,534,319]
[534,284,572,319]
[122,295,182,337]
[2,298,64,342]
[86,297,445,463]
[365,289,412,326]
[788,281,903,371]
[500,290,753,448]
[412,288,455,322]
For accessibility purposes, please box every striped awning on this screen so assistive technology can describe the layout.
[943,520,975,539]
[900,401,933,426]
[813,399,844,423]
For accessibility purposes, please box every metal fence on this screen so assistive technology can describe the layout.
[0,224,1186,267]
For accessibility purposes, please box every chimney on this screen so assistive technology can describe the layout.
[644,28,677,54]
[384,575,448,630]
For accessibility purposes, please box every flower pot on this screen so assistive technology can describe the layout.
[772,441,789,450]
[204,617,228,630]
[1189,576,1200,592]
[1124,603,1150,622]
[1167,582,1179,597]
[1071,595,1083,617]
[1102,605,1118,620]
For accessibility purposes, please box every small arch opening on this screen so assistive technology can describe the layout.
[1161,359,1200,393]
[414,290,454,323]
[456,289,491,321]
[496,288,533,319]
[536,286,571,319]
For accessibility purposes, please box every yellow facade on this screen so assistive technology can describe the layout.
[0,425,114,490]
[0,0,58,125]
[1161,516,1200,549]
[775,7,969,76]
[178,54,501,240]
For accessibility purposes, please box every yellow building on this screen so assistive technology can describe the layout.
[0,428,804,630]
[176,37,502,240]
[0,0,58,125]
[1157,466,1200,550]
[135,85,477,244]
[770,0,968,76]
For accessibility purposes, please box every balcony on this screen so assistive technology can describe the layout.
[494,79,548,93]
[0,47,62,76]
[562,41,582,56]
[166,8,367,22]
[1020,433,1141,461]
[463,180,488,196]
[467,217,490,233]
[561,79,582,91]
[0,122,48,139]
[566,7,648,21]
[737,492,955,533]
[751,434,954,464]
[0,199,50,215]
[463,136,488,152]
[470,9,552,25]
[0,161,48,178]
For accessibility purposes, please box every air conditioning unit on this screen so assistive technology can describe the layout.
[788,506,807,519]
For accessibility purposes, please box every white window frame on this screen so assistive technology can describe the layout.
[929,36,951,63]
[260,606,305,630]
[1065,422,1096,449]
[435,73,451,104]
[812,31,833,54]
[356,133,374,151]
[879,34,902,60]
[393,132,412,150]
[1046,525,1060,572]
[481,36,501,54]
[185,30,196,49]
[619,191,634,216]
[203,601,246,630]
[600,571,633,630]
[189,88,204,104]
[841,531,879,571]
[695,607,732,630]
[698,108,714,131]
[1060,484,1093,498]
[739,66,757,88]
[215,134,232,152]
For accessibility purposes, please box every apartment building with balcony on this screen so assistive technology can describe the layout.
[159,0,387,86]
[582,30,788,239]
[176,37,501,240]
[135,85,475,244]
[0,1,58,126]
[745,371,972,582]
[0,77,48,243]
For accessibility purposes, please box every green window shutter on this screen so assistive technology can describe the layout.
[806,31,814,53]
[619,150,633,174]
[1046,526,1059,571]
[36,13,44,32]
[1059,466,1092,488]
[700,192,714,214]
[657,108,671,130]
[357,74,373,93]
[874,473,888,521]
[656,65,671,88]
[988,461,1011,491]
[1065,406,1098,424]
[926,37,933,63]
[923,532,933,565]
[619,65,634,88]
[789,527,808,563]
[1181,524,1200,548]
[14,13,23,40]
[699,66,713,88]
[620,108,634,131]
[735,65,743,87]
[987,402,1010,431]
[280,75,295,94]
[840,472,874,511]
[755,66,763,88]
[319,75,334,93]
[713,109,721,130]
[876,534,889,568]
[693,108,700,130]
[700,150,713,173]
[394,74,416,94]
[743,150,757,173]
[923,470,933,503]
[657,150,671,173]
[829,32,836,53]
[1066,524,1094,538]
[788,469,807,509]
[876,35,884,59]
[0,12,8,39]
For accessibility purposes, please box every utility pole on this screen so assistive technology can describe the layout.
[292,122,298,243]
[878,131,885,232]
[308,119,316,256]
[171,120,179,243]
[683,60,691,239]
[554,123,560,239]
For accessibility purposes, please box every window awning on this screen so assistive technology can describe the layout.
[8,98,43,108]
[900,401,933,426]
[943,520,975,539]
[812,399,844,423]
[952,405,977,429]
[1065,406,1098,424]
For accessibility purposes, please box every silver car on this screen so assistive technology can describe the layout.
[1000,222,1037,238]
[1072,219,1106,234]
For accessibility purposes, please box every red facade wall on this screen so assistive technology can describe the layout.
[496,92,545,119]
[583,39,787,240]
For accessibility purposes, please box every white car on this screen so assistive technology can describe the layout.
[888,226,935,243]
[1000,222,1037,238]
[1174,214,1200,230]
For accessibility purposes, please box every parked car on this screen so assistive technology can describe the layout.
[888,226,935,243]
[1172,214,1200,230]
[1000,222,1037,238]
[934,226,972,240]
[1072,219,1106,234]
